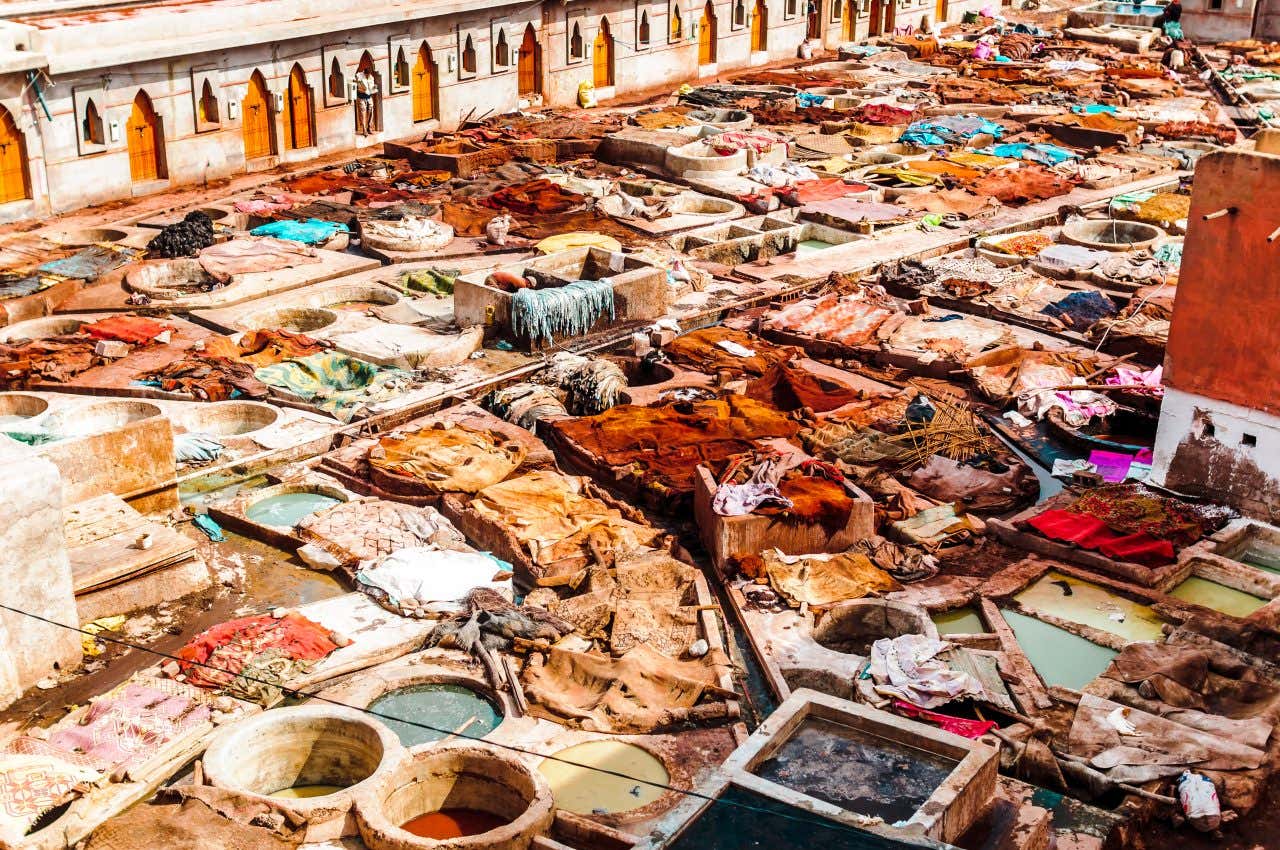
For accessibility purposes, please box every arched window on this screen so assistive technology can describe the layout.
[82,98,104,145]
[670,6,681,38]
[394,46,410,89]
[462,34,477,74]
[198,79,219,124]
[0,106,30,203]
[735,0,746,25]
[328,57,346,100]
[570,22,584,59]
[640,10,652,44]
[495,30,509,67]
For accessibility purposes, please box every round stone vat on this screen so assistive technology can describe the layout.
[603,355,676,387]
[1061,219,1163,252]
[46,227,130,246]
[0,316,86,343]
[244,483,348,528]
[854,151,905,167]
[666,194,742,217]
[242,306,339,334]
[42,400,162,439]
[355,743,554,850]
[0,392,49,422]
[322,284,402,311]
[369,682,504,749]
[179,400,281,437]
[805,86,852,98]
[126,259,224,299]
[205,706,402,837]
[812,599,933,656]
[537,740,673,820]
[686,108,753,130]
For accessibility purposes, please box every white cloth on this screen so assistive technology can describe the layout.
[716,339,756,358]
[712,456,793,516]
[1177,771,1221,822]
[355,548,512,615]
[868,634,984,709]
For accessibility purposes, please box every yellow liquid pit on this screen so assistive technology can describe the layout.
[932,607,986,635]
[271,784,346,799]
[1169,576,1269,618]
[538,740,669,815]
[1015,570,1166,642]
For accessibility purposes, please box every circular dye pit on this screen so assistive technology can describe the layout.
[47,227,129,246]
[245,490,343,528]
[0,393,49,423]
[370,683,502,748]
[126,259,223,299]
[537,740,669,816]
[180,400,281,437]
[243,306,338,334]
[0,317,86,344]
[204,706,399,809]
[42,400,162,440]
[812,599,933,656]
[1061,219,1163,252]
[355,744,553,850]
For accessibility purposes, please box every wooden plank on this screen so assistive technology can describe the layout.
[64,493,197,593]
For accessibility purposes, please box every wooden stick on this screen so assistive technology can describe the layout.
[1268,224,1280,243]
[440,715,478,745]
[1201,206,1235,220]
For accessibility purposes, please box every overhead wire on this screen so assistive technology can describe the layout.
[0,601,891,841]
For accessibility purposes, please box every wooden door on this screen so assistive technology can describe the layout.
[935,0,946,24]
[127,91,162,182]
[287,65,314,149]
[807,0,822,38]
[699,2,716,63]
[883,0,895,32]
[0,107,27,204]
[518,24,540,95]
[242,72,273,160]
[413,44,438,120]
[593,21,614,88]
[869,0,883,35]
[844,0,856,39]
[751,0,767,50]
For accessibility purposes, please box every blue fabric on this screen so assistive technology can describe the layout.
[1163,21,1184,39]
[988,142,1078,165]
[1072,103,1118,115]
[1040,290,1118,331]
[796,91,827,108]
[249,218,349,245]
[900,115,1004,147]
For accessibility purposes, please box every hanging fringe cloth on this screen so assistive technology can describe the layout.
[539,352,627,416]
[511,279,615,344]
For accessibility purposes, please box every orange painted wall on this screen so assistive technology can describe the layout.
[1165,148,1280,416]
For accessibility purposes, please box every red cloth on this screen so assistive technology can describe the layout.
[83,315,172,345]
[892,700,997,738]
[177,613,338,690]
[777,178,875,205]
[1027,508,1175,565]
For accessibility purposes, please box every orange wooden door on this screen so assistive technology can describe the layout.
[844,0,856,39]
[935,0,946,24]
[413,45,438,120]
[699,2,716,63]
[0,107,27,204]
[242,72,273,160]
[751,0,767,50]
[593,21,613,88]
[287,65,314,149]
[518,25,539,95]
[127,92,161,182]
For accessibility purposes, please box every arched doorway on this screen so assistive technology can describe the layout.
[807,0,822,39]
[751,0,768,50]
[126,91,163,182]
[843,0,856,40]
[242,71,273,160]
[286,64,314,149]
[699,1,717,64]
[354,52,382,135]
[593,19,614,89]
[934,0,946,26]
[518,23,541,96]
[412,43,439,121]
[869,0,883,36]
[0,106,28,204]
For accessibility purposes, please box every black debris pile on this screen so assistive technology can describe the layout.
[147,211,217,258]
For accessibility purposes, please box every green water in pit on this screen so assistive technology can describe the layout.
[1015,570,1165,643]
[931,607,986,635]
[368,683,501,748]
[245,492,342,527]
[795,239,837,256]
[1002,609,1118,691]
[1169,577,1269,618]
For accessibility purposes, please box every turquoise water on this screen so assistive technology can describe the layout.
[795,239,837,256]
[369,683,501,748]
[245,492,341,527]
[1002,609,1118,691]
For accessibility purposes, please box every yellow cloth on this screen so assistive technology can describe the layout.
[370,425,525,494]
[763,548,901,608]
[535,231,622,254]
[814,156,855,174]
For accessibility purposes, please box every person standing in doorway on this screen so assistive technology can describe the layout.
[354,67,378,135]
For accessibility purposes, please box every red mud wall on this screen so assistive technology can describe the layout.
[1166,147,1280,416]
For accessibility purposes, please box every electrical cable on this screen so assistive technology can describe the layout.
[0,601,893,840]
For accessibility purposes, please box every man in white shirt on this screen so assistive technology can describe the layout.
[354,68,378,135]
